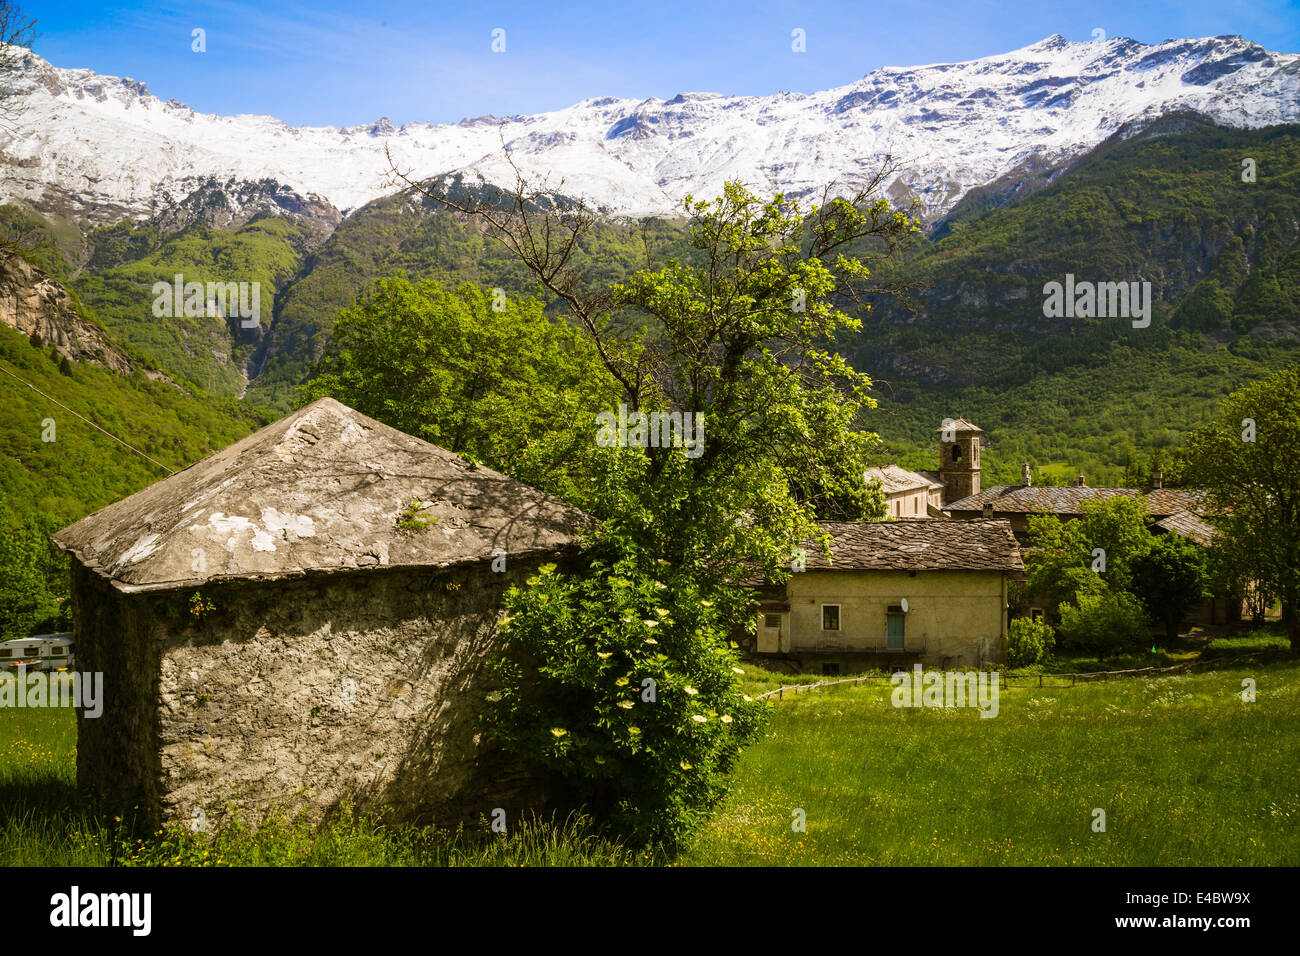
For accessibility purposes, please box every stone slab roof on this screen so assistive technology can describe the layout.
[1153,510,1216,547]
[936,418,983,433]
[804,518,1023,573]
[944,485,1204,518]
[53,398,594,593]
[864,464,943,495]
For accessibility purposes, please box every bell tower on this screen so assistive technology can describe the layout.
[938,418,983,504]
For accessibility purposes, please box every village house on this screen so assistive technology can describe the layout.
[52,397,593,830]
[750,519,1024,674]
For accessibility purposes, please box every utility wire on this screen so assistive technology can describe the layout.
[0,363,177,475]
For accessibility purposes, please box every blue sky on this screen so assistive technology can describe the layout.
[24,0,1300,126]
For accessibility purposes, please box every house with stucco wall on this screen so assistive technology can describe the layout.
[52,397,592,830]
[750,518,1024,674]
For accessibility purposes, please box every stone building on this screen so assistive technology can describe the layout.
[863,465,944,518]
[938,418,983,503]
[52,398,593,830]
[751,519,1023,673]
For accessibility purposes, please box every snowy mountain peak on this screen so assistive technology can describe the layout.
[1,35,1296,226]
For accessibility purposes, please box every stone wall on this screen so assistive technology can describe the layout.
[75,555,561,830]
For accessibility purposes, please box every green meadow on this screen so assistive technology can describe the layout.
[2,629,1296,867]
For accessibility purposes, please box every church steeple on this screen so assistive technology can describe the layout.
[938,418,983,503]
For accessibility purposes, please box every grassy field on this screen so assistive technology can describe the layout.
[2,629,1296,866]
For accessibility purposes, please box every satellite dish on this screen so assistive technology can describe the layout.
[900,598,909,613]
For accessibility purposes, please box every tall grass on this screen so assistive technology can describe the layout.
[680,655,1300,865]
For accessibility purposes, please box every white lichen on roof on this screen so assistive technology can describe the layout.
[54,398,593,592]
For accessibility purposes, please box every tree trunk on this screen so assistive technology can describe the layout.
[1284,600,1299,656]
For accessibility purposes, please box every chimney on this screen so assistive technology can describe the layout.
[982,502,994,518]
[1152,470,1163,489]
[1076,475,1086,487]
[1021,462,1032,487]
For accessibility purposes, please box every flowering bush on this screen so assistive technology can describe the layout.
[486,533,767,846]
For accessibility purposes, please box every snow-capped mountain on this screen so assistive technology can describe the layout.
[2,34,1297,227]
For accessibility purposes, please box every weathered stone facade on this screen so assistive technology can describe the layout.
[73,557,558,830]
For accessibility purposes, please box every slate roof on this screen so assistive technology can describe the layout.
[1153,510,1216,547]
[53,398,594,593]
[944,485,1204,518]
[864,465,943,495]
[803,519,1023,573]
[936,418,983,433]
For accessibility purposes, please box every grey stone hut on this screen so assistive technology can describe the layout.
[52,397,593,830]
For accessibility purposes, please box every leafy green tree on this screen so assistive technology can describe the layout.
[1183,365,1300,653]
[0,513,70,638]
[299,275,622,509]
[1173,279,1234,332]
[385,155,916,840]
[1025,496,1153,609]
[1130,534,1210,642]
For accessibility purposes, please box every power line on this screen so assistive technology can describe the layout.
[0,363,177,475]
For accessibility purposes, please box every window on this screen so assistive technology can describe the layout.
[913,497,919,514]
[0,649,9,657]
[1030,608,1045,622]
[763,613,781,629]
[822,605,840,630]
[821,662,840,676]
[894,501,900,516]
[52,647,65,655]
[24,647,39,656]
[951,445,961,462]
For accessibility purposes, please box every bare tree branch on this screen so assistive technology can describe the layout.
[0,1,38,133]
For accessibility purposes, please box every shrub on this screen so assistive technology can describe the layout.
[486,531,767,847]
[1007,617,1055,667]
[1057,588,1149,659]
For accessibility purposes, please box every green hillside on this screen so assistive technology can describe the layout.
[71,216,322,397]
[246,189,694,408]
[0,320,267,638]
[852,118,1300,481]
